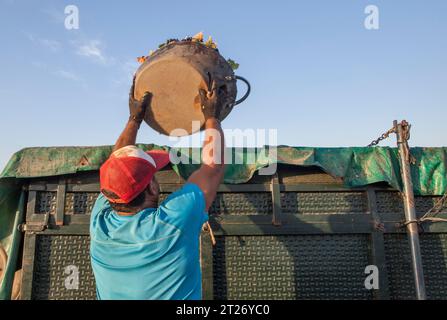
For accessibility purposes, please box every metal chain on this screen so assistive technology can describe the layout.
[400,121,417,164]
[367,127,397,147]
[369,121,447,226]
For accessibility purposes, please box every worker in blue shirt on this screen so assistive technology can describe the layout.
[90,76,225,300]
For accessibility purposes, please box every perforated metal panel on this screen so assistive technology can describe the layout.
[35,192,56,214]
[384,233,447,300]
[376,192,444,217]
[65,192,98,215]
[209,193,272,215]
[32,235,96,300]
[23,170,447,300]
[213,235,373,300]
[281,192,368,214]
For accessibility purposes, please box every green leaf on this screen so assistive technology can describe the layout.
[227,58,239,70]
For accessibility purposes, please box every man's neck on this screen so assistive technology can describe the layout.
[116,211,137,216]
[116,201,158,216]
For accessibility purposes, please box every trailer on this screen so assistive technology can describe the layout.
[0,145,446,300]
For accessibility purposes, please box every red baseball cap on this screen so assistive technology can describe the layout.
[100,146,170,204]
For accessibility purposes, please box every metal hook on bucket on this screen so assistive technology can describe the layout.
[226,75,251,107]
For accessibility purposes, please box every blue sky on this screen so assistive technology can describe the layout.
[0,0,446,169]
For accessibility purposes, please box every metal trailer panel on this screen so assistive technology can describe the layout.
[19,167,447,300]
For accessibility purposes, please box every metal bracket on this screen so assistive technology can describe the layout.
[55,178,66,226]
[18,212,50,233]
[366,188,390,300]
[271,173,282,226]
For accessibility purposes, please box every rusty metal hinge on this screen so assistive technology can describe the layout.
[18,213,50,233]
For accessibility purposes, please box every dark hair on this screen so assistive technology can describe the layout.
[101,188,148,213]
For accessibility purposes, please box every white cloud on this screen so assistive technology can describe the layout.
[26,33,61,52]
[75,40,113,65]
[77,40,103,60]
[30,62,84,86]
[40,39,61,52]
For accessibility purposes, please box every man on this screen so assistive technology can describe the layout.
[90,77,226,300]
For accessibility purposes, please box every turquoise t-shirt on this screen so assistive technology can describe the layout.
[89,183,208,300]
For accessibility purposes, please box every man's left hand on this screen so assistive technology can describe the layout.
[199,80,226,120]
[129,75,152,124]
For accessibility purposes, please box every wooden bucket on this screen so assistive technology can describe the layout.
[134,41,250,136]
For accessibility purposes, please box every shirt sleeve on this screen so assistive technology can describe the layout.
[89,193,111,234]
[158,182,208,235]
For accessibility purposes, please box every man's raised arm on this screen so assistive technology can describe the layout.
[187,82,226,211]
[113,76,151,152]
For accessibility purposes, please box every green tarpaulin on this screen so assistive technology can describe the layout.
[0,145,446,299]
[1,145,446,195]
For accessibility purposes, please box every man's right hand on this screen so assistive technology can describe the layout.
[199,80,226,120]
[129,75,152,124]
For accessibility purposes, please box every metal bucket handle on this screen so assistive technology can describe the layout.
[225,75,251,107]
